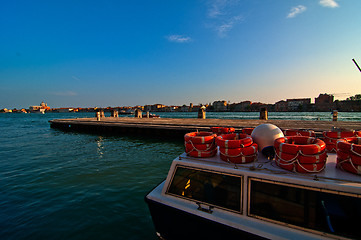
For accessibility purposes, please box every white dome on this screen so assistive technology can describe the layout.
[251,124,284,154]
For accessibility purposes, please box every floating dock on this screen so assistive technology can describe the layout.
[49,117,360,140]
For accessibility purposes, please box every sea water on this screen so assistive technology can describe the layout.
[1,112,360,239]
[0,113,183,240]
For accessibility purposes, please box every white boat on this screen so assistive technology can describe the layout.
[145,150,361,239]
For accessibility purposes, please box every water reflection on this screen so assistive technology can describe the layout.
[97,136,104,158]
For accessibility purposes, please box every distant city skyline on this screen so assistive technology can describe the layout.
[3,92,359,111]
[1,0,361,109]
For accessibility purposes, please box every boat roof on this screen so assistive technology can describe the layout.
[172,152,361,195]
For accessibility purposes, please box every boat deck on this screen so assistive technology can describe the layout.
[175,152,361,190]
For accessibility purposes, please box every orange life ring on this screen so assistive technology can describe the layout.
[219,143,258,157]
[274,136,326,155]
[184,132,217,144]
[275,156,326,173]
[337,150,361,165]
[323,131,360,139]
[185,142,215,152]
[322,131,361,153]
[216,133,253,148]
[241,128,254,135]
[283,129,315,137]
[220,152,257,164]
[210,127,235,134]
[336,137,361,153]
[275,148,327,164]
[322,138,338,152]
[187,148,217,158]
[337,158,361,175]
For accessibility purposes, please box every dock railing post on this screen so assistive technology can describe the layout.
[111,110,118,117]
[333,110,338,121]
[260,107,268,120]
[135,109,142,118]
[198,106,206,119]
[96,111,101,121]
[146,111,150,118]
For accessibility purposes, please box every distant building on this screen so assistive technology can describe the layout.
[286,98,311,111]
[144,105,152,112]
[249,102,267,112]
[275,100,287,112]
[334,99,361,112]
[29,101,50,113]
[144,104,166,112]
[1,108,12,113]
[54,108,73,113]
[133,105,144,111]
[315,93,334,111]
[189,103,193,112]
[180,105,189,112]
[152,104,166,111]
[231,101,252,111]
[213,101,228,111]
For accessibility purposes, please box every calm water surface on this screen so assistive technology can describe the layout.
[0,113,183,240]
[1,112,360,239]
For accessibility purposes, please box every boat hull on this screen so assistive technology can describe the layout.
[145,196,268,240]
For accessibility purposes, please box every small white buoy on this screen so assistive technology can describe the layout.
[251,123,284,158]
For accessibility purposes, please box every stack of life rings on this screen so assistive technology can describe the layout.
[241,128,254,135]
[336,137,361,175]
[184,132,217,158]
[216,133,258,164]
[274,136,327,173]
[283,129,315,137]
[210,127,235,135]
[322,130,361,152]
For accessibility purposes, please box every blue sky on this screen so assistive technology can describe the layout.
[1,0,361,108]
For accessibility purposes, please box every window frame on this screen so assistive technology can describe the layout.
[248,177,361,238]
[165,164,244,213]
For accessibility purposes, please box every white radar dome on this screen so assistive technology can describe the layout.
[251,123,284,158]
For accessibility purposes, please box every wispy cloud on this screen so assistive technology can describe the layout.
[166,35,192,43]
[287,5,307,18]
[319,0,339,8]
[208,0,230,18]
[215,15,243,38]
[50,91,78,96]
[206,0,243,37]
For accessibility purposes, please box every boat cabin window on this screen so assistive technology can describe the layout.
[249,178,361,239]
[167,166,242,212]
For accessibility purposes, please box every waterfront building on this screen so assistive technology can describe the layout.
[180,105,189,112]
[286,98,311,111]
[1,108,12,113]
[189,103,193,112]
[230,101,252,112]
[334,99,361,112]
[29,101,50,113]
[53,108,74,113]
[248,102,267,112]
[315,93,334,111]
[274,100,287,112]
[212,100,228,112]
